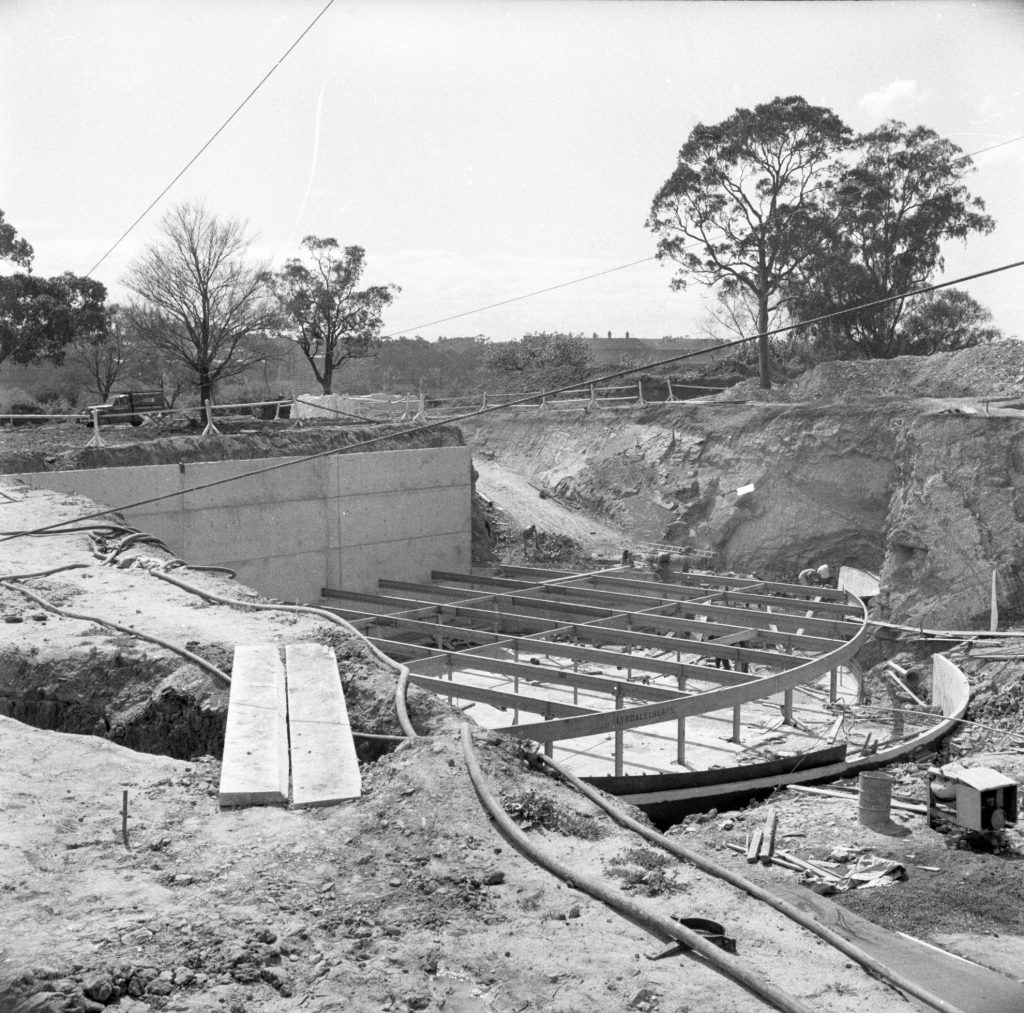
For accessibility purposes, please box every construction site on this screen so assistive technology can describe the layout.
[2,342,1024,1013]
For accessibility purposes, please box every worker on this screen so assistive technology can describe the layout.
[798,567,820,586]
[654,552,673,583]
[816,563,833,588]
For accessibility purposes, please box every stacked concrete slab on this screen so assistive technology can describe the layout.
[218,642,362,809]
[286,643,361,808]
[218,645,290,807]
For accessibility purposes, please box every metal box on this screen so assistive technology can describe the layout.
[954,766,1018,833]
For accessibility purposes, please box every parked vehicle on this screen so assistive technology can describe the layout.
[79,391,168,427]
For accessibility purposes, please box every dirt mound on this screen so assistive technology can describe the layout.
[722,343,1024,404]
[0,419,464,475]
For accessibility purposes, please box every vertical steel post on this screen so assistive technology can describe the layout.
[614,686,624,776]
[732,704,742,744]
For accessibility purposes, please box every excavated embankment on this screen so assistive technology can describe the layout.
[462,344,1024,629]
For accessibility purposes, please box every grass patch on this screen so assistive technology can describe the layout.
[605,846,685,897]
[499,787,605,840]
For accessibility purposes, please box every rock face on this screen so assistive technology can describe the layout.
[879,412,1024,628]
[461,348,1024,629]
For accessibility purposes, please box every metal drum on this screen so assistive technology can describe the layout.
[858,771,893,828]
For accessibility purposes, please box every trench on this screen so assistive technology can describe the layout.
[0,638,412,768]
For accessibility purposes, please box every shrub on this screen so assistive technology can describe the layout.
[500,787,605,840]
[6,401,46,426]
[605,846,686,897]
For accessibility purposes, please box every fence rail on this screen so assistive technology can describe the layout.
[1,377,734,445]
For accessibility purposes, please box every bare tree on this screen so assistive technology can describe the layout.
[123,203,275,405]
[69,304,134,400]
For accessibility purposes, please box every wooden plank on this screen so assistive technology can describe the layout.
[402,648,693,703]
[424,573,862,636]
[770,882,1024,1013]
[493,619,870,743]
[761,806,779,864]
[746,827,764,862]
[322,595,810,678]
[408,673,596,718]
[786,784,927,814]
[435,572,844,653]
[219,645,288,808]
[286,643,361,808]
[495,564,850,602]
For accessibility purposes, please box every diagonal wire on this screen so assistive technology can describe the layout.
[3,256,1023,545]
[84,0,336,278]
[380,134,1024,339]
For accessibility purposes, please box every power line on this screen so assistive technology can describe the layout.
[4,255,1024,546]
[382,257,657,338]
[84,0,336,279]
[384,135,1024,339]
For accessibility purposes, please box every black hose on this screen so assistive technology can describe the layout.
[1,563,91,581]
[0,581,231,688]
[148,570,416,731]
[535,752,969,1013]
[461,724,815,1013]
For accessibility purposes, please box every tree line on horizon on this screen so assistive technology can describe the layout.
[0,93,1008,407]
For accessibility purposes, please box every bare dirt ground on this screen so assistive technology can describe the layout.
[3,422,1024,1013]
[473,459,626,561]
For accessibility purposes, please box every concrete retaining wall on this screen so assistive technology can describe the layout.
[15,446,472,602]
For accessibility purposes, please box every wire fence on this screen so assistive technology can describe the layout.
[0,376,734,445]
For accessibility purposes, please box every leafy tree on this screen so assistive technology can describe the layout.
[123,203,275,405]
[789,122,995,358]
[0,210,33,268]
[271,236,399,395]
[0,272,108,371]
[647,96,852,388]
[487,331,592,389]
[0,209,108,373]
[896,289,1002,356]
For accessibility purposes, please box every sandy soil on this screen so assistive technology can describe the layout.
[3,434,1024,1013]
[474,458,627,559]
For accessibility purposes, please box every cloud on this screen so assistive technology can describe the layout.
[858,80,926,119]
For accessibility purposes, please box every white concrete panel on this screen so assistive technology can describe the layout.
[182,457,328,509]
[333,532,470,592]
[334,446,470,496]
[21,465,184,514]
[335,487,470,547]
[218,645,288,807]
[230,551,327,604]
[15,444,471,602]
[180,500,326,562]
[285,642,361,807]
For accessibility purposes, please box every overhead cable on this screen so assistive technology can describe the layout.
[383,135,1024,339]
[3,256,1023,545]
[84,0,336,278]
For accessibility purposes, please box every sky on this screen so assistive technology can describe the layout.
[2,0,1023,343]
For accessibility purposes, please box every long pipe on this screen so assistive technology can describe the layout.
[460,724,815,1013]
[1,581,231,687]
[148,569,418,737]
[536,751,968,1013]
